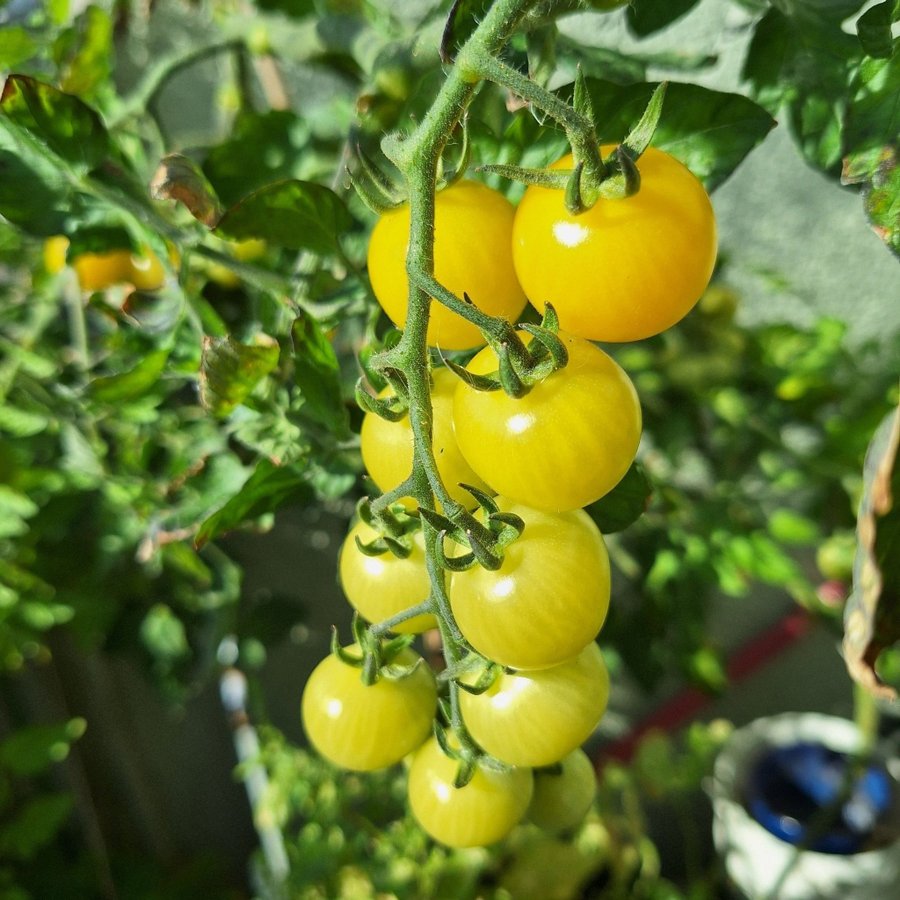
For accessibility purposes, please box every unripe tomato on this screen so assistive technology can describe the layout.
[366,181,528,350]
[512,146,717,342]
[360,367,491,510]
[338,520,437,633]
[452,332,642,512]
[449,498,610,670]
[407,735,533,847]
[301,647,437,771]
[459,642,610,768]
[528,748,597,832]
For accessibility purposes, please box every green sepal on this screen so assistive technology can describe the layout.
[443,356,501,393]
[434,719,464,762]
[564,160,586,215]
[434,538,477,572]
[476,164,571,190]
[572,64,595,129]
[465,531,503,571]
[533,761,565,777]
[621,81,667,161]
[331,627,365,668]
[347,167,403,215]
[380,366,410,402]
[598,145,641,200]
[438,116,472,189]
[540,302,561,334]
[356,143,405,203]
[454,757,477,789]
[497,344,528,398]
[418,506,467,544]
[437,697,453,726]
[354,533,412,560]
[477,754,516,774]
[456,662,500,696]
[460,483,499,515]
[381,653,423,681]
[487,511,525,549]
[380,632,415,665]
[355,377,408,421]
[517,323,568,371]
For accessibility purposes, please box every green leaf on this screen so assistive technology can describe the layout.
[0,486,38,538]
[0,793,74,860]
[578,79,776,190]
[857,1,899,59]
[53,4,113,98]
[0,28,38,69]
[199,335,280,418]
[195,458,310,547]
[88,349,170,404]
[215,180,353,255]
[150,153,224,228]
[0,720,86,777]
[0,404,50,437]
[290,316,349,435]
[626,0,701,37]
[202,110,311,208]
[0,75,110,172]
[586,462,652,534]
[844,56,900,158]
[140,604,190,662]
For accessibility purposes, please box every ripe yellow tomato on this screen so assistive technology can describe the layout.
[338,520,437,633]
[43,236,167,292]
[366,180,528,350]
[512,146,717,342]
[361,367,491,510]
[452,332,642,512]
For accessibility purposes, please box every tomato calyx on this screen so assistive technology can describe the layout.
[356,365,410,423]
[353,497,420,559]
[348,144,406,215]
[419,484,525,572]
[444,304,568,399]
[331,617,424,686]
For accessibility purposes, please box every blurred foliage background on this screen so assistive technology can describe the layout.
[0,0,897,897]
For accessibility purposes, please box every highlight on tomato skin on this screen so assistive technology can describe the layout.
[452,331,642,513]
[366,180,528,351]
[338,520,437,634]
[300,647,437,772]
[458,641,611,768]
[406,734,534,848]
[512,145,717,343]
[449,497,611,671]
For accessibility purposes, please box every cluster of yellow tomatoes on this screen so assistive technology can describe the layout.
[302,145,717,847]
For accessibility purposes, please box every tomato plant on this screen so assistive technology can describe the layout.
[366,180,527,350]
[449,498,610,669]
[529,748,597,832]
[452,332,642,512]
[406,735,534,848]
[360,367,491,510]
[338,520,437,634]
[459,642,610,767]
[301,647,437,772]
[512,146,717,343]
[43,236,167,292]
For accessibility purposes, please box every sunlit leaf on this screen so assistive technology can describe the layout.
[0,75,109,172]
[88,349,170,403]
[199,335,280,418]
[856,0,898,59]
[150,154,223,228]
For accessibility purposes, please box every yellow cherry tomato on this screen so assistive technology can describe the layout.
[366,180,528,351]
[43,236,69,274]
[512,145,717,342]
[360,367,492,510]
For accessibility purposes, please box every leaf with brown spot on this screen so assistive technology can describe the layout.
[150,154,223,228]
[843,398,900,700]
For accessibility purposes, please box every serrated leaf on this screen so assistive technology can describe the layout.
[857,1,898,59]
[215,180,352,255]
[88,349,170,403]
[150,153,223,227]
[577,79,776,190]
[625,0,701,37]
[290,315,348,434]
[195,458,310,547]
[0,75,109,172]
[199,335,280,418]
[586,462,652,534]
[440,0,491,64]
[843,402,900,700]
